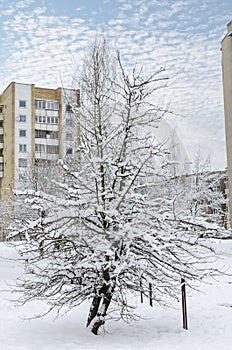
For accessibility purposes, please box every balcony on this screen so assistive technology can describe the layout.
[35,153,59,161]
[35,123,59,132]
[35,138,59,146]
[0,160,3,178]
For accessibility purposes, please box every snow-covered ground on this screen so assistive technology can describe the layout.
[0,240,232,350]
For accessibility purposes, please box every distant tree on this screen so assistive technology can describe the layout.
[163,152,229,233]
[0,200,11,240]
[187,154,228,229]
[8,37,223,335]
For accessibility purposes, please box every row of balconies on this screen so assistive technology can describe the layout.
[0,156,3,178]
[0,110,63,177]
[0,134,3,149]
[0,113,3,150]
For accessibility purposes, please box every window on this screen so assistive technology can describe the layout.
[35,115,58,124]
[19,115,26,122]
[35,100,59,110]
[35,130,58,139]
[38,116,46,123]
[46,145,59,154]
[66,118,73,126]
[35,100,46,109]
[19,173,27,182]
[46,101,59,110]
[18,158,27,167]
[35,130,46,138]
[46,132,56,139]
[48,116,58,124]
[19,100,26,108]
[19,144,27,152]
[66,147,73,155]
[19,130,26,137]
[35,144,45,153]
[66,104,72,112]
[66,132,72,141]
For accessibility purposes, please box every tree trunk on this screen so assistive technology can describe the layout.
[91,289,114,335]
[87,274,116,335]
[86,295,102,328]
[91,319,105,335]
[87,258,117,334]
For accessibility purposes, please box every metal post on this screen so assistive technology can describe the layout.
[149,283,153,307]
[181,278,188,330]
[140,279,144,303]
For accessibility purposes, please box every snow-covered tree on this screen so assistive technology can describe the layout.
[8,37,223,335]
[187,154,228,229]
[0,199,11,241]
[162,153,229,234]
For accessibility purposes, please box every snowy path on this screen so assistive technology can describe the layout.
[0,241,232,350]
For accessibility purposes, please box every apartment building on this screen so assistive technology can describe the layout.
[0,82,79,201]
[222,20,232,227]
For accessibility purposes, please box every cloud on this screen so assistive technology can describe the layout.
[0,0,230,169]
[15,0,35,9]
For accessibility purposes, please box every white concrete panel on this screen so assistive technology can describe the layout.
[14,83,32,190]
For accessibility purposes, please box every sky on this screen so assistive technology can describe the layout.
[0,0,231,170]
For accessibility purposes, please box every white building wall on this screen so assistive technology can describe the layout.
[61,88,78,159]
[222,21,232,227]
[14,83,32,189]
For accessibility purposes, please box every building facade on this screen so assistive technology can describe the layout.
[222,21,232,227]
[0,82,79,201]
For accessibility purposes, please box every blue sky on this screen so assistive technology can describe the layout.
[0,0,231,169]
